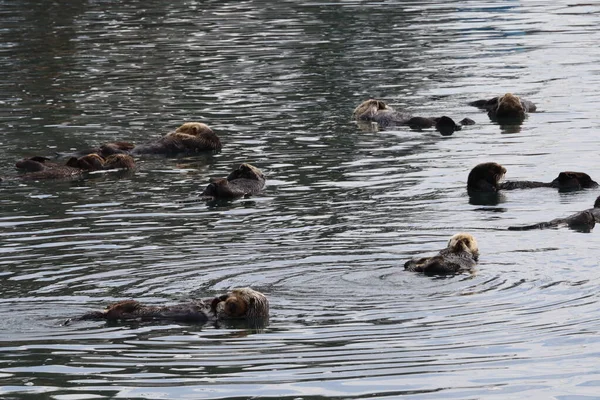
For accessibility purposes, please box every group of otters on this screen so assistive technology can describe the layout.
[15,93,598,325]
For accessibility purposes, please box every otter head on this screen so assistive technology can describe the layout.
[448,233,479,261]
[227,163,264,182]
[552,171,598,190]
[352,99,389,121]
[495,93,525,119]
[104,154,135,170]
[211,288,269,321]
[175,122,214,137]
[594,196,600,209]
[66,154,106,171]
[467,162,507,192]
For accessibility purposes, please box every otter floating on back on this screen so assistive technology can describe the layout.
[130,122,222,155]
[404,233,479,276]
[70,287,269,325]
[59,122,221,159]
[201,163,265,199]
[353,99,474,136]
[508,196,600,232]
[467,162,597,193]
[469,93,537,122]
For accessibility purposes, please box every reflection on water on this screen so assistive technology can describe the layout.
[1,0,600,399]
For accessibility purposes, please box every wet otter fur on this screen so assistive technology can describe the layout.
[15,155,104,180]
[508,196,600,231]
[353,99,471,135]
[404,233,479,276]
[72,287,269,323]
[467,162,597,192]
[469,93,537,121]
[201,163,265,199]
[131,122,221,155]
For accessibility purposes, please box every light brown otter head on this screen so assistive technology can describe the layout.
[175,122,214,137]
[551,171,598,190]
[104,154,136,170]
[211,288,269,321]
[447,233,479,260]
[352,99,389,121]
[227,163,265,182]
[66,153,106,171]
[467,162,507,192]
[495,93,525,119]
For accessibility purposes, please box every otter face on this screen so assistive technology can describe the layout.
[227,163,264,181]
[495,93,525,119]
[352,99,389,121]
[76,154,106,171]
[552,171,598,190]
[467,162,507,192]
[175,122,214,137]
[212,288,269,321]
[447,232,479,259]
[104,154,135,170]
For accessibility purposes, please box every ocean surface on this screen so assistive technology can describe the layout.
[1,1,599,399]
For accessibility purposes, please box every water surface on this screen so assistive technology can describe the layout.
[1,1,600,399]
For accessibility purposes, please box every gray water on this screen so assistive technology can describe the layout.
[1,1,600,399]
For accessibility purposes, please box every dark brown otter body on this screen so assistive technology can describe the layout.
[508,196,600,231]
[467,162,597,192]
[201,163,265,199]
[15,155,104,180]
[131,122,221,155]
[404,233,479,276]
[353,99,472,135]
[469,93,537,121]
[73,288,269,324]
[14,154,135,181]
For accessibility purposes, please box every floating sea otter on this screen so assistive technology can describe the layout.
[201,163,265,199]
[13,154,135,181]
[508,196,600,232]
[467,162,597,192]
[469,93,537,121]
[130,122,221,155]
[60,122,221,159]
[404,233,479,276]
[353,99,474,135]
[70,288,269,324]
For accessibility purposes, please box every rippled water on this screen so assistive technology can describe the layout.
[1,0,600,399]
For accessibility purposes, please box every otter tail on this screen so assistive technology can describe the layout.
[508,221,559,231]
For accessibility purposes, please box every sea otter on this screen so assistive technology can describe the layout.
[130,122,221,155]
[467,162,597,192]
[404,233,479,276]
[72,288,269,324]
[352,99,472,135]
[201,163,265,199]
[508,196,600,231]
[15,154,107,180]
[469,93,537,121]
